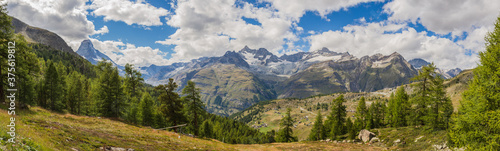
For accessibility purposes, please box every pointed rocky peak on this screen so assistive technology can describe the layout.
[218,51,250,68]
[408,58,430,69]
[76,39,114,65]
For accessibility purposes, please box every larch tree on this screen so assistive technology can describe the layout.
[156,78,185,132]
[182,80,205,136]
[276,108,297,142]
[309,110,326,141]
[325,95,347,140]
[449,16,500,149]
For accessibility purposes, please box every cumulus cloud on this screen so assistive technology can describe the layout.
[6,0,98,50]
[88,0,170,26]
[90,39,170,67]
[156,0,297,62]
[262,0,383,20]
[383,0,500,36]
[308,21,479,69]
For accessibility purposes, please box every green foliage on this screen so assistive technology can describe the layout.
[355,97,368,128]
[156,78,185,132]
[126,97,141,125]
[309,110,326,141]
[325,95,347,140]
[449,16,500,149]
[43,61,65,111]
[276,108,297,142]
[199,120,213,138]
[140,92,155,126]
[369,100,386,129]
[346,118,356,140]
[387,86,409,127]
[123,63,143,99]
[96,60,124,117]
[182,80,206,136]
[66,71,85,114]
[410,63,451,129]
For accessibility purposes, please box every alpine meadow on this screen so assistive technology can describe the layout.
[1,0,500,150]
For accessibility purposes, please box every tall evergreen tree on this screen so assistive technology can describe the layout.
[123,63,143,99]
[66,71,84,114]
[44,61,64,111]
[387,86,409,127]
[96,60,124,117]
[449,16,500,149]
[156,78,185,132]
[200,120,213,138]
[325,95,347,139]
[346,118,356,140]
[410,63,436,125]
[276,108,297,142]
[309,110,326,141]
[140,92,155,126]
[355,97,368,128]
[182,80,205,136]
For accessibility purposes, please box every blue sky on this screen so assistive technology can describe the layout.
[6,0,500,69]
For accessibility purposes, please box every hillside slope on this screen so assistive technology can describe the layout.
[231,70,473,141]
[0,107,383,150]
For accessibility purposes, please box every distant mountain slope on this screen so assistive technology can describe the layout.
[188,64,276,116]
[409,58,462,79]
[11,17,77,56]
[408,58,430,69]
[278,52,417,99]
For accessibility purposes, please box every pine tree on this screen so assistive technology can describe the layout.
[126,97,141,125]
[346,118,356,140]
[325,95,347,140]
[44,61,64,111]
[96,60,124,117]
[276,108,297,142]
[66,71,84,114]
[123,63,143,99]
[449,16,500,149]
[182,80,205,136]
[369,101,386,128]
[387,86,409,127]
[410,63,436,125]
[140,92,154,126]
[309,110,326,141]
[200,120,213,138]
[156,78,185,132]
[355,97,368,128]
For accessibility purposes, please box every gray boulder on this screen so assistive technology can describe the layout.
[358,129,376,143]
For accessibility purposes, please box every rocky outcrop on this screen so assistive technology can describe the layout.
[11,17,77,56]
[358,129,377,143]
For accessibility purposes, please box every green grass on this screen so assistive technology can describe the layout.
[0,106,385,150]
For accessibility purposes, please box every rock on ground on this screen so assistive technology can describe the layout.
[358,129,377,143]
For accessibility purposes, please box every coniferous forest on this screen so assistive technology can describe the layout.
[2,2,500,150]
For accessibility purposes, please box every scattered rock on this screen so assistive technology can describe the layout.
[415,136,424,142]
[99,146,135,151]
[326,139,331,142]
[394,139,401,143]
[358,129,377,143]
[71,148,79,151]
[433,142,449,150]
[369,137,380,143]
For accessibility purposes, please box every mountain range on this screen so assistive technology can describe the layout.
[11,17,462,116]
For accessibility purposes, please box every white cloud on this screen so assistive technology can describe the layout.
[6,0,98,50]
[94,25,109,35]
[308,21,479,69]
[383,0,500,36]
[90,39,170,67]
[262,0,383,20]
[88,0,170,26]
[156,0,297,62]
